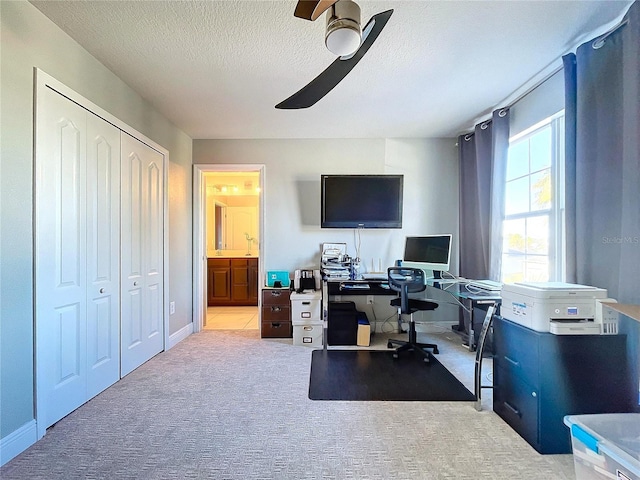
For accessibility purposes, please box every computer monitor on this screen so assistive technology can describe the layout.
[401,234,452,279]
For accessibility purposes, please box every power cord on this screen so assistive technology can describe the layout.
[440,270,459,281]
[378,312,401,334]
[353,227,362,263]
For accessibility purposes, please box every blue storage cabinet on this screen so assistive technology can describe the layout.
[493,316,635,454]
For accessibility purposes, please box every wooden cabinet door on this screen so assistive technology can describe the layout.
[209,258,258,306]
[208,259,231,304]
[211,268,231,301]
[207,261,216,305]
[249,259,259,303]
[231,259,250,302]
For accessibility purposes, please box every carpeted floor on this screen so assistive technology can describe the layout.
[0,328,576,479]
[309,349,475,401]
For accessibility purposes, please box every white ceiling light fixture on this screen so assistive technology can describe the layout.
[325,0,362,56]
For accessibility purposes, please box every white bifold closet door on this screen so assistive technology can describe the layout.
[120,132,164,376]
[36,87,121,428]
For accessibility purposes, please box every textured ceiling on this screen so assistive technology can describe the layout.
[30,0,632,139]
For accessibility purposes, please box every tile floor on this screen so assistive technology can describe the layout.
[204,306,259,330]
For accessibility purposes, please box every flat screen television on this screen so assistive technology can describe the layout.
[401,234,452,277]
[321,174,403,228]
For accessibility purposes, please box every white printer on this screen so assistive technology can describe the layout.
[500,282,619,335]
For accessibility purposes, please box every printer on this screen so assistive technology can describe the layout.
[501,282,618,335]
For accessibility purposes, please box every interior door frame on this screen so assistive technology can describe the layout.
[34,69,171,439]
[192,164,265,332]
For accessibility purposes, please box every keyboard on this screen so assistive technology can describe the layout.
[361,273,387,280]
[340,283,370,290]
[467,280,503,291]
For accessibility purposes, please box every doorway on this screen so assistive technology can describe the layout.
[193,165,265,333]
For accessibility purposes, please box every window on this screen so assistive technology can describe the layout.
[501,112,565,283]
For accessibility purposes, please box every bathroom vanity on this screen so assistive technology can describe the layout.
[207,254,258,306]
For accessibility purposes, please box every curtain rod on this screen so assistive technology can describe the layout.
[505,14,629,109]
[593,18,629,49]
[503,64,563,111]
[502,13,630,110]
[462,11,632,137]
[459,60,564,140]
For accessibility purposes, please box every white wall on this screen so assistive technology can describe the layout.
[0,0,192,455]
[193,138,460,323]
[193,138,459,273]
[0,0,459,460]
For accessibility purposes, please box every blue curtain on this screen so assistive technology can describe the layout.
[489,109,510,280]
[458,108,510,281]
[563,54,578,285]
[564,0,640,305]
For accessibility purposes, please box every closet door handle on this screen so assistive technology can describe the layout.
[133,281,139,287]
[99,288,105,294]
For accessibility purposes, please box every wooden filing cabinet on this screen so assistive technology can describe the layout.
[261,288,292,338]
[492,316,634,454]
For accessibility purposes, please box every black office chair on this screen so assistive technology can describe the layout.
[387,267,439,363]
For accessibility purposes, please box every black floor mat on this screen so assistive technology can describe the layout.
[309,349,475,401]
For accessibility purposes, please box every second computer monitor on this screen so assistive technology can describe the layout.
[402,234,452,278]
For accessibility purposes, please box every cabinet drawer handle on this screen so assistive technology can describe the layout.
[504,355,520,367]
[503,401,521,417]
[271,291,281,297]
[271,322,281,328]
[302,301,311,305]
[301,312,311,318]
[271,306,282,312]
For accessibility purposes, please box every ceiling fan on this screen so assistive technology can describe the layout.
[275,0,393,109]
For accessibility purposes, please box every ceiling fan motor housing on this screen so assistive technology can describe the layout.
[325,0,362,56]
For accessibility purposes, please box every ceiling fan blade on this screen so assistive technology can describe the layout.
[275,9,393,110]
[294,0,339,21]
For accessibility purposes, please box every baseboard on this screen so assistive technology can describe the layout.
[167,322,193,349]
[0,420,37,466]
[372,320,455,334]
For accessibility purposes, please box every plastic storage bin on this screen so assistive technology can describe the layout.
[266,270,290,288]
[293,323,323,347]
[564,414,640,480]
[290,291,322,325]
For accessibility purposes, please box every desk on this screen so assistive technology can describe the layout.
[325,279,391,296]
[322,279,392,350]
[427,280,501,351]
[322,279,501,349]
